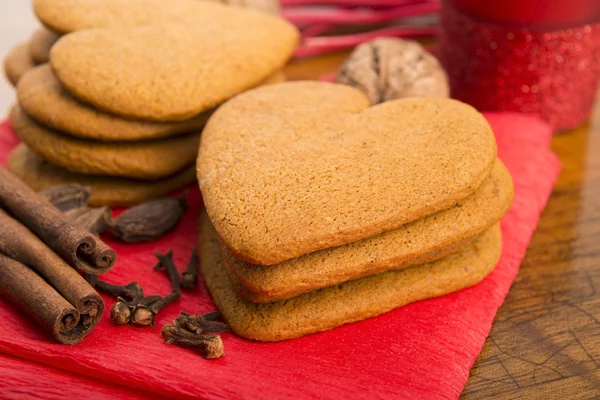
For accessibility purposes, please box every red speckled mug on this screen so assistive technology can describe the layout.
[438,0,600,131]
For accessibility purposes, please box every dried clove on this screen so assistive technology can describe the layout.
[111,295,162,326]
[66,206,113,236]
[162,324,225,359]
[130,306,155,326]
[174,314,201,333]
[199,311,221,321]
[180,311,228,333]
[336,37,449,105]
[128,295,162,309]
[131,292,180,327]
[94,281,144,302]
[154,250,181,293]
[39,184,91,212]
[129,250,183,327]
[180,248,198,290]
[149,291,180,313]
[110,298,131,325]
[112,191,188,243]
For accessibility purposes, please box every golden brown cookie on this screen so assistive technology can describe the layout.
[205,0,280,14]
[198,82,498,265]
[10,106,200,180]
[29,28,60,64]
[224,159,513,303]
[17,65,211,141]
[3,42,35,87]
[34,0,281,33]
[33,0,215,33]
[49,1,298,121]
[8,144,195,207]
[17,65,285,141]
[200,211,502,341]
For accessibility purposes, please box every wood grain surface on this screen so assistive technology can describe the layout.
[284,54,600,399]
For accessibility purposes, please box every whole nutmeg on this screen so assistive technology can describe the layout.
[203,0,280,14]
[336,38,449,105]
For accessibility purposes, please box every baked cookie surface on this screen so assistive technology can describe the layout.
[224,159,513,303]
[198,82,498,265]
[8,144,196,206]
[3,42,35,87]
[34,0,227,33]
[200,211,502,341]
[49,1,298,121]
[29,28,59,64]
[17,65,211,141]
[10,106,200,179]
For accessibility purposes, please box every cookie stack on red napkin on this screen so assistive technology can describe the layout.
[197,81,515,341]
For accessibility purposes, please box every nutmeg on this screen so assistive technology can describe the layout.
[204,0,280,14]
[336,38,449,105]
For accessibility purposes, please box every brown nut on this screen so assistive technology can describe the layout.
[336,38,449,105]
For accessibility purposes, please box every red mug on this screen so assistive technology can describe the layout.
[438,0,600,131]
[452,0,600,28]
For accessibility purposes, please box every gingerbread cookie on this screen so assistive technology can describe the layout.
[10,106,200,179]
[3,42,35,87]
[17,65,211,141]
[8,144,195,206]
[29,28,60,64]
[201,211,502,341]
[49,1,298,120]
[224,159,513,303]
[17,65,285,141]
[206,0,280,14]
[35,0,281,33]
[198,82,497,265]
[34,0,219,33]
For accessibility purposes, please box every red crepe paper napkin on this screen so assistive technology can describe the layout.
[0,353,161,400]
[0,113,560,400]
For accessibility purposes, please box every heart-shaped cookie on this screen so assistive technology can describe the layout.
[16,65,209,141]
[197,82,497,265]
[9,144,196,207]
[49,1,298,121]
[10,106,200,179]
[29,28,59,64]
[200,211,502,341]
[34,0,267,33]
[17,65,285,141]
[223,160,513,303]
[3,42,35,87]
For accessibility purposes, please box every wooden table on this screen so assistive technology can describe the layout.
[285,54,600,399]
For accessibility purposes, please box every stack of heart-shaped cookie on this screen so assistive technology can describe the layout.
[6,0,298,206]
[197,81,514,341]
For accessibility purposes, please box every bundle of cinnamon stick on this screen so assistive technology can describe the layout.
[0,167,116,344]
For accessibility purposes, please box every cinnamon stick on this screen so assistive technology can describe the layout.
[0,209,104,322]
[0,253,89,344]
[0,167,116,274]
